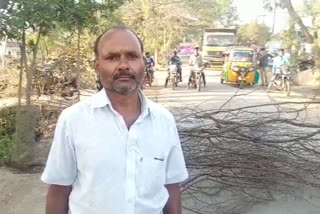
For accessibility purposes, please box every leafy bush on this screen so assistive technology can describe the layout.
[0,107,17,165]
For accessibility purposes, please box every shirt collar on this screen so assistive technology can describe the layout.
[91,89,152,117]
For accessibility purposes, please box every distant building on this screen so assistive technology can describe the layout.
[0,40,21,65]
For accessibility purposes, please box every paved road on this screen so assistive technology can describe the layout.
[144,68,320,111]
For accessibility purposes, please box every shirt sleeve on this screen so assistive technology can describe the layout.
[41,110,77,186]
[165,121,189,185]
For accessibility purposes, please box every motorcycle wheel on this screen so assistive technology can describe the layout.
[172,78,175,90]
[284,80,291,96]
[164,77,168,88]
[239,80,244,89]
[196,78,201,92]
[148,73,153,86]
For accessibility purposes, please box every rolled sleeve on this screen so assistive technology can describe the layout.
[41,110,77,186]
[165,122,188,185]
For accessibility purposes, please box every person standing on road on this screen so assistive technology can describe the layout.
[41,26,188,214]
[258,48,273,86]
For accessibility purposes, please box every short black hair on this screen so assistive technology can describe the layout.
[94,26,144,57]
[260,48,266,51]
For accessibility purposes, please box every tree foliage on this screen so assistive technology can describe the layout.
[237,21,271,46]
[120,0,238,64]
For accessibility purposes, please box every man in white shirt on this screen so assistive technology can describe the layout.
[41,26,188,214]
[187,46,206,87]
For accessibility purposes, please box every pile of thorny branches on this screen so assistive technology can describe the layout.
[177,101,320,214]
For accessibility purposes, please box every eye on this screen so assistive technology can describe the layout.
[106,56,119,61]
[128,53,139,59]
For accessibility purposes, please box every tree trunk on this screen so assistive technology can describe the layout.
[77,26,81,101]
[26,27,42,105]
[1,36,7,68]
[282,0,314,43]
[19,28,28,106]
[155,48,158,67]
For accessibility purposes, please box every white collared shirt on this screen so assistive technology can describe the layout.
[41,89,188,214]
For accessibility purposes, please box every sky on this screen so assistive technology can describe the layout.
[234,0,309,34]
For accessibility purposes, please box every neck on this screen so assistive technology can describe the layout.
[105,89,140,110]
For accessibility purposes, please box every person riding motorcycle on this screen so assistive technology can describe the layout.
[168,50,182,82]
[187,46,206,87]
[269,49,288,88]
[145,52,155,77]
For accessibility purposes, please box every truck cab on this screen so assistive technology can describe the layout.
[202,28,237,68]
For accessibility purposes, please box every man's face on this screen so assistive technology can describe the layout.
[94,30,145,95]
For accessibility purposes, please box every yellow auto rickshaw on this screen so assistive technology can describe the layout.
[221,47,258,88]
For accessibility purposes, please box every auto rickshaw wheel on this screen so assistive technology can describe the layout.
[239,80,244,89]
[220,78,224,84]
[164,77,168,88]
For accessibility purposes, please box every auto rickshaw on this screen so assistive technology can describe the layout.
[221,47,258,88]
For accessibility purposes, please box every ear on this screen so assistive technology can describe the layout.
[94,59,99,74]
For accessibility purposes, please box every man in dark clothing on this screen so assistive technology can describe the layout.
[258,48,273,86]
[168,50,182,81]
[145,52,155,80]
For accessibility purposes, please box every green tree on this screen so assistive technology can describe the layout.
[55,0,126,99]
[264,0,320,69]
[186,0,238,27]
[0,0,126,169]
[263,0,314,43]
[237,21,271,46]
[0,0,59,105]
[120,0,238,64]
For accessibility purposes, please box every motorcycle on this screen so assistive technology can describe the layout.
[35,69,78,97]
[143,64,154,88]
[165,64,180,90]
[267,66,292,96]
[96,77,103,92]
[298,59,315,71]
[60,75,78,97]
[189,66,206,92]
[0,79,8,91]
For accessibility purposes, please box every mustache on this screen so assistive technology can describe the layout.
[113,70,136,80]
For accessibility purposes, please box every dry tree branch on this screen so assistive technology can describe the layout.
[177,89,320,214]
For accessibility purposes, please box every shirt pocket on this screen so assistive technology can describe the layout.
[136,155,166,198]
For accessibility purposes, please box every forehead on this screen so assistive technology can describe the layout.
[98,30,142,56]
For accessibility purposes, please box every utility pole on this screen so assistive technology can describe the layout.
[272,6,277,33]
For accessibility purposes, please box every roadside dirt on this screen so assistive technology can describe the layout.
[0,168,46,214]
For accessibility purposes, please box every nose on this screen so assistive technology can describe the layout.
[117,56,130,71]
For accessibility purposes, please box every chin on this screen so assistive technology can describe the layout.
[113,84,138,95]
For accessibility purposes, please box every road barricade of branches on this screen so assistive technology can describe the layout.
[177,101,320,214]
